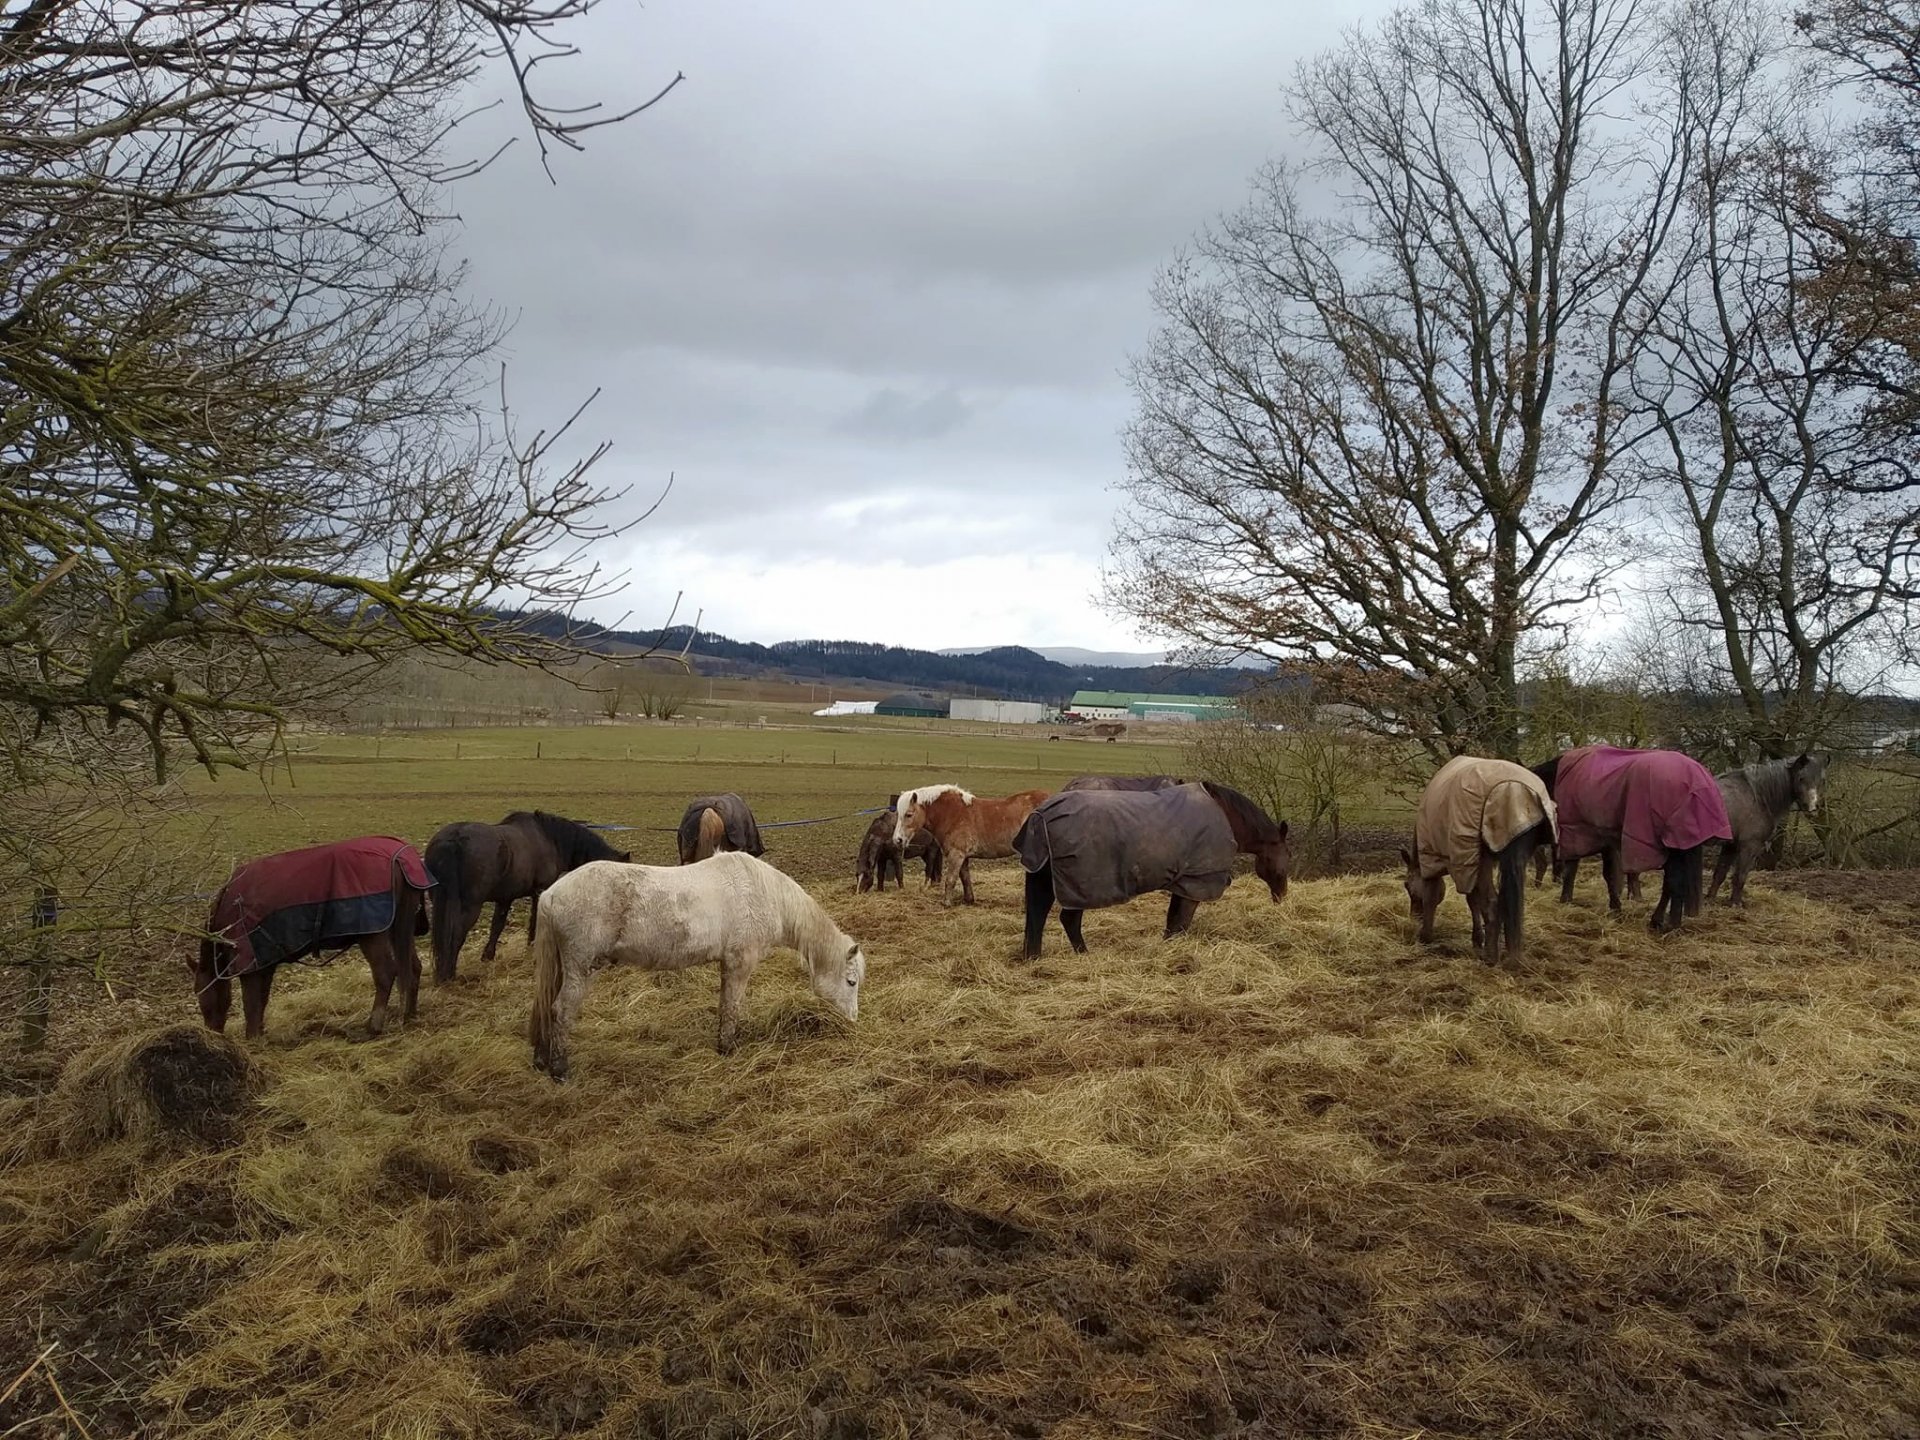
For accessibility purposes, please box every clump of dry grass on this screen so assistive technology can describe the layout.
[3,1023,255,1165]
[4,866,1919,1438]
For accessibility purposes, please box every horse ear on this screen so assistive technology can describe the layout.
[1399,846,1413,867]
[1276,821,1289,839]
[845,941,859,961]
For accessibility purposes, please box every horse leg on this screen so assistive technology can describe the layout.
[239,968,274,1039]
[527,891,540,943]
[1625,870,1642,902]
[1730,847,1753,907]
[363,935,397,1035]
[399,908,422,1023]
[1022,867,1054,960]
[1164,894,1199,939]
[716,952,759,1054]
[1559,856,1579,904]
[1708,843,1732,902]
[1060,908,1088,954]
[1600,848,1623,913]
[478,899,515,964]
[959,856,976,906]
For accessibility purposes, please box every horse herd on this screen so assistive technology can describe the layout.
[189,746,1827,1079]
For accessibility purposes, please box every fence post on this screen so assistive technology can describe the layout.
[536,741,542,760]
[21,885,57,1051]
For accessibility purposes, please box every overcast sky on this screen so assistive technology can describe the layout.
[454,0,1390,651]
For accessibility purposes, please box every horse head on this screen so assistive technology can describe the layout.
[809,938,865,1022]
[1789,751,1830,816]
[1399,845,1442,934]
[1252,821,1292,902]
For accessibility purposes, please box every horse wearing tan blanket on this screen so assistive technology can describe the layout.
[1402,756,1557,968]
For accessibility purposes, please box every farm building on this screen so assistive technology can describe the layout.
[874,690,948,718]
[1066,690,1238,723]
[950,698,1049,724]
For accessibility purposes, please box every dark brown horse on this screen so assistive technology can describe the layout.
[426,811,628,981]
[856,798,943,892]
[1017,781,1290,959]
[195,837,433,1038]
[1059,774,1188,792]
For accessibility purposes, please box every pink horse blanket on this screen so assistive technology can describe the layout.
[1554,747,1732,875]
[208,837,434,976]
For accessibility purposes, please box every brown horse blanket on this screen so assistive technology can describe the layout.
[1060,775,1187,792]
[209,837,434,976]
[678,793,764,858]
[1555,746,1732,874]
[1015,783,1236,911]
[1415,757,1557,897]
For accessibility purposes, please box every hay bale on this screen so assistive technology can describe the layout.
[37,1024,255,1156]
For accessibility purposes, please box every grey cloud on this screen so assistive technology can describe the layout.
[444,0,1396,644]
[836,386,972,441]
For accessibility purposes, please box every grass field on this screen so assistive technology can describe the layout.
[178,722,1193,889]
[3,722,1918,1438]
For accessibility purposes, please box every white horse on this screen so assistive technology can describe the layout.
[528,852,867,1080]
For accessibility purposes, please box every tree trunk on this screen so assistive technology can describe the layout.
[21,885,57,1051]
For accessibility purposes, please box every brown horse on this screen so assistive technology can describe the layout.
[1402,757,1555,969]
[426,811,628,981]
[895,784,1051,906]
[677,793,765,864]
[195,837,433,1038]
[857,798,943,892]
[1017,781,1290,958]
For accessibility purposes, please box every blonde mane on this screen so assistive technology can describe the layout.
[900,783,974,808]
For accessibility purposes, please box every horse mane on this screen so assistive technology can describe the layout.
[743,853,849,959]
[902,783,973,807]
[503,810,623,866]
[1199,781,1283,841]
[1529,755,1561,796]
[1728,759,1795,816]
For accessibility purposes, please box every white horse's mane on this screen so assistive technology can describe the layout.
[901,783,973,807]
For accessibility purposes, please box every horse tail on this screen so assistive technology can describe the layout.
[1498,822,1544,962]
[426,833,465,982]
[698,807,725,861]
[527,909,564,1072]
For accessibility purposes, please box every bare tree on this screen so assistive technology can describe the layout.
[0,0,684,780]
[0,0,681,1041]
[1632,0,1920,758]
[1113,0,1688,760]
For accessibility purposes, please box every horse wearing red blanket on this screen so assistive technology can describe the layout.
[194,836,435,1038]
[1541,746,1732,933]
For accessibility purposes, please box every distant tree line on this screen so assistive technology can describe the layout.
[513,620,1265,703]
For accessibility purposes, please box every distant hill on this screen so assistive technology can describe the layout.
[509,616,1269,703]
[943,645,1272,671]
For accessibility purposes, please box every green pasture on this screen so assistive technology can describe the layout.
[178,722,1191,886]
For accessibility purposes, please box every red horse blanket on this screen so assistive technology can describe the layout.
[1015,784,1237,911]
[1554,746,1732,875]
[208,837,434,976]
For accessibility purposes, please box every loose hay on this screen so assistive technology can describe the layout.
[3,868,1919,1438]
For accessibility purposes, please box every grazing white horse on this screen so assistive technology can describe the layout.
[528,853,867,1080]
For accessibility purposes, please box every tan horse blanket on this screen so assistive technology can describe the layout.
[1555,746,1732,874]
[678,793,764,858]
[1015,783,1237,911]
[1415,757,1557,897]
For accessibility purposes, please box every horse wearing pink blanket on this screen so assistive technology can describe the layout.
[1543,746,1732,932]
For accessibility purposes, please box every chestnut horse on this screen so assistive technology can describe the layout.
[894,784,1051,906]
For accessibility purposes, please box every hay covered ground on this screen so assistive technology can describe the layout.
[5,861,1919,1437]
